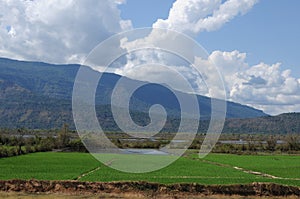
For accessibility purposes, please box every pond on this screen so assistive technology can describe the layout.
[120,148,169,155]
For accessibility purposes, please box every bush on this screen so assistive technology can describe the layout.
[25,145,35,153]
[0,146,8,157]
[69,139,88,152]
[8,147,18,157]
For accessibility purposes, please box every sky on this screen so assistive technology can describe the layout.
[0,0,299,115]
[120,0,300,77]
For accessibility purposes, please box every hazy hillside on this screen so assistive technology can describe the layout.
[0,57,268,130]
[223,113,300,134]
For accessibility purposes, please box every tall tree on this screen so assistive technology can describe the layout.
[57,123,70,148]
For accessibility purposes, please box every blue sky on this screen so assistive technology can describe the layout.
[119,0,174,28]
[120,0,300,77]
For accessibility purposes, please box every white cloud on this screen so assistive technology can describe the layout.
[112,29,212,96]
[207,51,300,115]
[0,0,132,64]
[150,0,300,115]
[109,0,259,102]
[153,0,258,34]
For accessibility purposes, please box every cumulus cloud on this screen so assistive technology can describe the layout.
[0,0,132,64]
[110,0,259,101]
[207,51,300,115]
[150,0,300,115]
[153,0,258,34]
[112,29,213,97]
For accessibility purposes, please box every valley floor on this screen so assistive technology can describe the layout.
[0,151,299,197]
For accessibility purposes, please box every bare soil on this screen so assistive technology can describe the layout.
[0,180,299,198]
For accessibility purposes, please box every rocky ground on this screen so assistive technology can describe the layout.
[0,179,300,198]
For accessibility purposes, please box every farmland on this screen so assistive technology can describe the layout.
[0,152,299,187]
[0,153,99,180]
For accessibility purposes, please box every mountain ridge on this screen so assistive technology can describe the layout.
[0,57,269,130]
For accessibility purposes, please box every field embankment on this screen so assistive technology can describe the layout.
[0,179,300,198]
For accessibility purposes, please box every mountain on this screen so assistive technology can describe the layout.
[0,57,268,130]
[222,113,300,134]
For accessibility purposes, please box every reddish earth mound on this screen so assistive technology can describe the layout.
[0,180,299,197]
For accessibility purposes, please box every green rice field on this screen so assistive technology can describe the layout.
[0,152,299,186]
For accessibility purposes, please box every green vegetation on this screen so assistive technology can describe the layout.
[81,153,264,185]
[0,152,299,186]
[1,128,300,159]
[204,133,300,154]
[0,152,99,180]
[203,153,300,179]
[0,125,88,158]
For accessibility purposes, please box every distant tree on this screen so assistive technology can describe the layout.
[69,139,88,152]
[16,128,27,155]
[266,135,277,152]
[247,135,256,151]
[286,134,300,151]
[57,123,70,148]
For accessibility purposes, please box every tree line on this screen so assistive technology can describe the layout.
[0,124,87,158]
[210,134,300,154]
[0,126,300,158]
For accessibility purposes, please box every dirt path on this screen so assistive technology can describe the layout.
[74,166,101,181]
[75,158,117,180]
